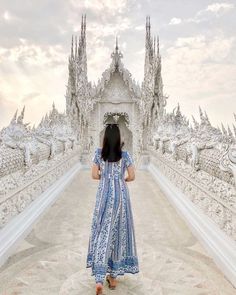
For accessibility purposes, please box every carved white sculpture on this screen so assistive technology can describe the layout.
[0,102,79,228]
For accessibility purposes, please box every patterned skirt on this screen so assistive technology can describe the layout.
[86,176,139,283]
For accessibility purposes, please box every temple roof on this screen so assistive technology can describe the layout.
[93,38,141,100]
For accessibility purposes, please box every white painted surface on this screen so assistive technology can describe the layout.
[148,161,236,288]
[0,162,82,267]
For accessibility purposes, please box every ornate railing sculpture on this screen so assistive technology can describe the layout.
[148,105,236,241]
[0,103,80,229]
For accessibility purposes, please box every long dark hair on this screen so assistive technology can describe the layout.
[101,124,122,162]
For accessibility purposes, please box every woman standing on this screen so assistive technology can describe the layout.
[86,123,139,294]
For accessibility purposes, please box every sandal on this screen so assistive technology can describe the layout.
[106,275,117,290]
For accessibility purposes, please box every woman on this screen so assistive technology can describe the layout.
[86,123,139,294]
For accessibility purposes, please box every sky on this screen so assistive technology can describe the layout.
[0,0,235,130]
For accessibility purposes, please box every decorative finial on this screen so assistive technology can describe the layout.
[84,14,86,34]
[146,15,151,29]
[80,14,86,39]
[81,14,83,29]
[111,36,123,68]
[115,36,119,51]
[145,15,151,39]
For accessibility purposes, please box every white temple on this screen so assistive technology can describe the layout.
[65,15,167,164]
[0,15,236,289]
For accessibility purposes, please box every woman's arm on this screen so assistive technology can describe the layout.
[125,165,135,182]
[91,163,100,180]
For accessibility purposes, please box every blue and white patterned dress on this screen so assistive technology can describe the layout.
[86,147,139,284]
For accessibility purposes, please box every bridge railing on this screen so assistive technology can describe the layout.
[145,109,236,287]
[0,105,84,267]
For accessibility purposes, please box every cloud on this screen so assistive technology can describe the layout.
[191,2,235,23]
[21,92,40,102]
[168,2,235,25]
[0,39,68,129]
[135,25,145,30]
[87,45,111,82]
[135,48,145,55]
[162,33,236,127]
[2,10,10,21]
[0,41,66,67]
[169,18,182,25]
[69,0,133,15]
[0,91,16,128]
[174,34,235,62]
[206,2,234,14]
[2,10,21,22]
[86,17,132,38]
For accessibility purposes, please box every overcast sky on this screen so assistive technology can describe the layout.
[0,0,235,129]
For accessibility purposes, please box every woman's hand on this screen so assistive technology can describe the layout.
[92,163,101,180]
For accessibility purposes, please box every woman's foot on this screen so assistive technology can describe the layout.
[106,275,117,289]
[96,282,103,294]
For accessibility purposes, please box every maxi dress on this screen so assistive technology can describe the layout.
[86,147,139,284]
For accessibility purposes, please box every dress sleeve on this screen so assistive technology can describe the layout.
[125,151,134,168]
[92,148,100,166]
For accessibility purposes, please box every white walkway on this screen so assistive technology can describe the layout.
[0,169,235,294]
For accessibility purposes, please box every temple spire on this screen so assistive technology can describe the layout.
[146,15,151,38]
[111,36,123,68]
[80,14,86,40]
[81,14,84,38]
[75,35,77,59]
[71,35,74,59]
[144,15,152,76]
[83,14,86,39]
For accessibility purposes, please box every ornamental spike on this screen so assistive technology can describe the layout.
[21,105,25,119]
[11,109,18,124]
[221,122,227,135]
[233,124,236,137]
[228,125,233,137]
[199,106,204,123]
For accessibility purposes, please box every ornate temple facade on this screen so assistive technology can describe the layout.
[65,15,166,162]
[0,15,236,287]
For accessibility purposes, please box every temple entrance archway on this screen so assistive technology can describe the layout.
[99,112,133,153]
